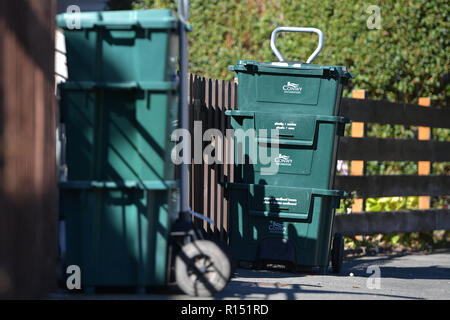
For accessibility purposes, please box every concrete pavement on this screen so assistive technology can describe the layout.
[50,250,450,300]
[215,251,450,300]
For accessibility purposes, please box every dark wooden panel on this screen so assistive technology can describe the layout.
[187,74,236,239]
[338,137,450,161]
[0,0,57,299]
[191,75,205,230]
[340,98,450,128]
[334,209,450,236]
[335,175,450,197]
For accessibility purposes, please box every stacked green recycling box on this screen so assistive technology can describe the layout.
[57,9,180,292]
[225,60,352,273]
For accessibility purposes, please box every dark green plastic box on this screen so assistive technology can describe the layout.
[225,60,352,272]
[225,183,343,273]
[57,9,180,291]
[230,60,352,114]
[56,9,179,83]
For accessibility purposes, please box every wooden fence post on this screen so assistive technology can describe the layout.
[418,97,431,210]
[350,89,367,212]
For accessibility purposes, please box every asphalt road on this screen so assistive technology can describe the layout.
[50,250,450,300]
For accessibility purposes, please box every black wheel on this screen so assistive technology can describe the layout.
[175,240,231,297]
[331,232,344,273]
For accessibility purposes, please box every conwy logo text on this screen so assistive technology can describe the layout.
[282,81,302,94]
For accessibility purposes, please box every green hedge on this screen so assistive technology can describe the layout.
[127,0,449,104]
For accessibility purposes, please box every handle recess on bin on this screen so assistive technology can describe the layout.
[222,182,346,198]
[225,111,349,123]
[249,211,309,220]
[257,137,314,147]
[93,22,138,29]
[61,81,178,91]
[229,62,326,76]
[311,189,346,197]
[224,110,254,117]
[270,27,324,64]
[316,115,351,124]
[59,180,178,190]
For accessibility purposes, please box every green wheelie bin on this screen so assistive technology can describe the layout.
[225,27,353,274]
[57,5,231,296]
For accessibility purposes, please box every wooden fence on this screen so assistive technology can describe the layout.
[186,74,450,239]
[188,75,237,241]
[0,0,57,299]
[334,96,450,235]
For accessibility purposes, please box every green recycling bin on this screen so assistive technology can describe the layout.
[225,27,353,273]
[57,9,179,292]
[57,9,179,182]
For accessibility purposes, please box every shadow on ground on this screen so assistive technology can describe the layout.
[215,279,422,300]
[341,250,450,280]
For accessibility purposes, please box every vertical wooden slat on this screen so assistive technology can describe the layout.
[221,81,231,240]
[192,75,203,228]
[350,89,366,213]
[216,80,224,236]
[188,74,194,215]
[213,80,220,235]
[209,79,218,235]
[200,76,207,231]
[223,81,237,242]
[418,97,431,210]
[203,78,212,232]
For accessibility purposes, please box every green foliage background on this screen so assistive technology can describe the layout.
[127,0,450,105]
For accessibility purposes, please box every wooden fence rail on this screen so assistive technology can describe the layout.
[186,74,450,238]
[340,97,450,128]
[338,137,450,162]
[335,175,450,198]
[335,96,450,235]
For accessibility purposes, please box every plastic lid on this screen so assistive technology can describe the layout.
[56,9,177,30]
[230,60,354,79]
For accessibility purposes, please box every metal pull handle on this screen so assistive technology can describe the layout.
[178,0,189,24]
[270,27,324,64]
